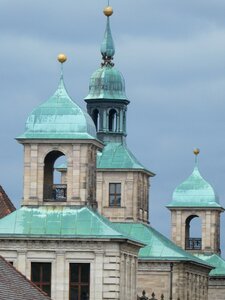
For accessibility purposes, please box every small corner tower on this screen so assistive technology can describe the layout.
[17,55,103,207]
[167,149,224,255]
[85,7,155,223]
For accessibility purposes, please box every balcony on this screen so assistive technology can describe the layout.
[44,184,67,202]
[185,238,202,250]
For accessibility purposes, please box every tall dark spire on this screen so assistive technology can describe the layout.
[101,6,115,66]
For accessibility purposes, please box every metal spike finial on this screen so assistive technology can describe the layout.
[150,292,157,300]
[138,290,149,300]
[101,5,115,66]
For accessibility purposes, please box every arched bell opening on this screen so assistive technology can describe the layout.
[92,109,100,131]
[185,215,202,250]
[108,109,117,132]
[123,111,126,133]
[43,150,67,202]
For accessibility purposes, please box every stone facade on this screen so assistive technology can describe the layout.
[208,278,225,300]
[18,140,102,207]
[138,261,209,300]
[97,170,150,223]
[0,239,139,300]
[137,262,171,298]
[170,208,222,254]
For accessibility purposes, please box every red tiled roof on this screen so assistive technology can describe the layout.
[0,256,52,300]
[0,186,16,218]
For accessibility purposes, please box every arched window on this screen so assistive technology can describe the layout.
[108,109,117,132]
[92,109,100,131]
[123,111,126,133]
[185,215,202,250]
[43,151,67,202]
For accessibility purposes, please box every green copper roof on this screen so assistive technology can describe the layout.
[167,165,222,208]
[101,17,115,59]
[114,223,212,268]
[195,254,225,277]
[97,142,154,175]
[18,76,96,140]
[84,65,128,101]
[85,10,128,102]
[0,206,141,242]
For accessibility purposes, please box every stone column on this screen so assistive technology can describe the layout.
[54,251,65,300]
[17,251,27,277]
[72,144,81,202]
[94,251,104,300]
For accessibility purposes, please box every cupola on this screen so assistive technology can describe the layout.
[167,149,224,254]
[168,149,222,208]
[18,54,96,141]
[85,7,128,102]
[17,55,103,207]
[85,6,129,143]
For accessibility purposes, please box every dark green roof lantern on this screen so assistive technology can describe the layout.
[85,66,128,101]
[167,149,223,208]
[18,61,97,140]
[84,6,129,103]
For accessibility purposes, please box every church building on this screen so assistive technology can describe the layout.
[0,5,225,300]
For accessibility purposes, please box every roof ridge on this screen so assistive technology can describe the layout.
[97,142,154,175]
[114,222,212,268]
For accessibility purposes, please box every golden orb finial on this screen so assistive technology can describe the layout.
[103,6,113,17]
[57,53,67,64]
[193,148,200,156]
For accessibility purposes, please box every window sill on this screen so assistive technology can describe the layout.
[103,206,126,209]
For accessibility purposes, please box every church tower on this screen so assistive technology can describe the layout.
[17,55,103,207]
[85,7,154,223]
[167,149,224,254]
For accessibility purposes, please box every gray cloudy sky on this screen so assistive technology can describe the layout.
[1,0,225,252]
